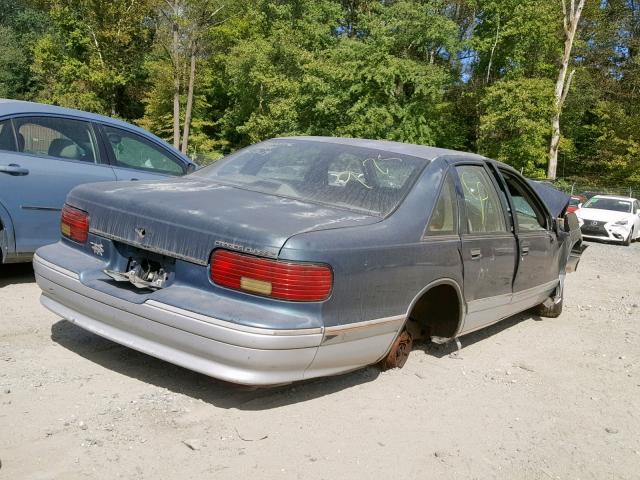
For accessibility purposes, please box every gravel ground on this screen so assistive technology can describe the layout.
[0,241,639,480]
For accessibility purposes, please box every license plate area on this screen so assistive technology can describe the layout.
[104,243,176,291]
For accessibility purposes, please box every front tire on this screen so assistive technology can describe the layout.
[623,228,633,246]
[533,297,563,318]
[533,276,564,318]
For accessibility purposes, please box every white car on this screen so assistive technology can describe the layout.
[576,195,640,246]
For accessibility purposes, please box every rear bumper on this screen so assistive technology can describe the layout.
[34,254,402,385]
[34,254,321,385]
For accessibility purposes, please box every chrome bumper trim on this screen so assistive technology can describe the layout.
[33,254,399,385]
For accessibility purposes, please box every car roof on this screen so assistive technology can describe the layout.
[0,99,188,160]
[591,194,637,202]
[279,136,488,162]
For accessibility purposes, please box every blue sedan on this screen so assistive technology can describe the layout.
[0,100,196,264]
[33,137,583,385]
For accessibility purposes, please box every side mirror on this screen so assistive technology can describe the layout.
[186,163,198,174]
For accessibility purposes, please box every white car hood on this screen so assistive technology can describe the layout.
[577,208,632,223]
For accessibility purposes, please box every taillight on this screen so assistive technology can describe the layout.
[61,205,89,243]
[210,249,332,302]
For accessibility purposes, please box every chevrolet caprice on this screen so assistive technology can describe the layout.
[33,137,584,385]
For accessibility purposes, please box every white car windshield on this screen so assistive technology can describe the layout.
[583,197,632,213]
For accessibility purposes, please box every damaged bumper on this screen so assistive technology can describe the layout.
[34,254,323,385]
[34,249,402,385]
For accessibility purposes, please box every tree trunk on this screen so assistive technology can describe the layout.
[181,48,196,154]
[486,13,500,84]
[172,2,180,149]
[548,0,585,180]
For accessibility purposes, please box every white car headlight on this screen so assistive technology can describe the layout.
[613,219,629,226]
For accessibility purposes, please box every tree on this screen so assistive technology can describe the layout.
[548,0,585,180]
[155,0,227,152]
[478,77,555,177]
[0,0,49,99]
[30,0,156,118]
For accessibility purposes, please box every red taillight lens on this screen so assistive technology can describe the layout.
[61,205,89,243]
[210,249,332,302]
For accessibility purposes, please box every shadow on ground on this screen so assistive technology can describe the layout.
[421,311,540,359]
[0,263,35,288]
[50,310,539,410]
[50,320,380,410]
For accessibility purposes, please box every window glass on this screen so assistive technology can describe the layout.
[368,155,416,189]
[427,175,457,235]
[195,139,426,216]
[328,153,366,187]
[257,147,316,182]
[456,165,507,233]
[103,125,184,176]
[14,116,99,163]
[582,197,632,213]
[0,120,15,151]
[502,174,547,231]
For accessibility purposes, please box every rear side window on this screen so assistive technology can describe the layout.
[427,175,457,235]
[502,173,547,231]
[456,165,507,234]
[103,125,184,176]
[13,116,99,163]
[0,120,15,151]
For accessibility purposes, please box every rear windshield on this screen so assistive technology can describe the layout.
[583,197,632,213]
[569,197,581,206]
[194,139,427,216]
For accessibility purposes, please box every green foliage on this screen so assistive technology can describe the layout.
[0,0,639,187]
[31,0,156,117]
[478,78,555,177]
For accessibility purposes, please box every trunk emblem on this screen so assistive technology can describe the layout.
[135,227,146,239]
[90,241,104,256]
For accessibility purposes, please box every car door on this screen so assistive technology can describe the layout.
[453,163,517,333]
[0,115,117,255]
[99,124,187,181]
[497,170,560,309]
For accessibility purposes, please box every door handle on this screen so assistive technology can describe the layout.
[470,248,482,260]
[0,164,29,176]
[521,245,530,255]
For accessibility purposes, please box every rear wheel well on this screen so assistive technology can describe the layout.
[406,283,462,340]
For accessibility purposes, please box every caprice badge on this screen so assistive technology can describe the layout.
[90,241,104,256]
[214,240,278,258]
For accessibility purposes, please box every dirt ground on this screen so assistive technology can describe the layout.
[1,241,639,480]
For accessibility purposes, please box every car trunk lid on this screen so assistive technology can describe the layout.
[66,178,381,265]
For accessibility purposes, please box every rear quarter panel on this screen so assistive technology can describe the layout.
[279,158,464,327]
